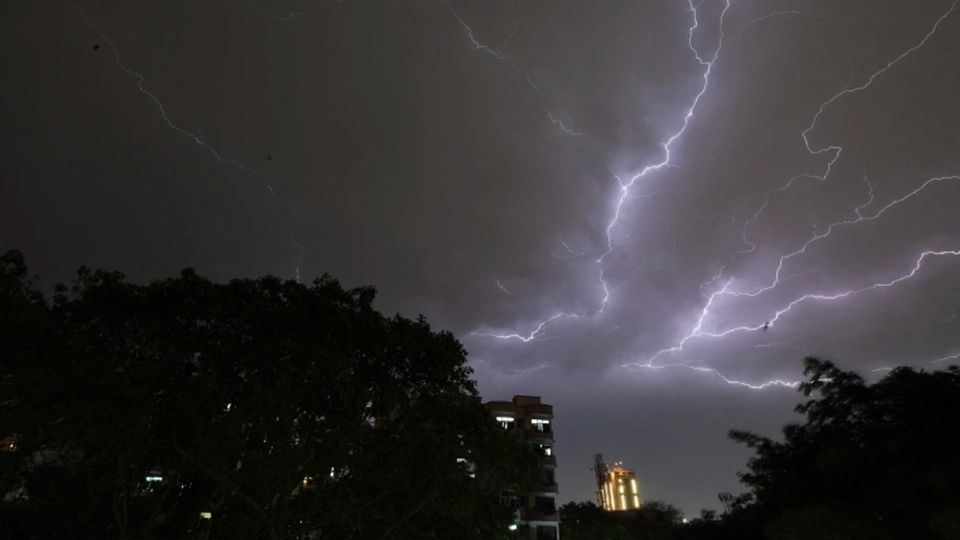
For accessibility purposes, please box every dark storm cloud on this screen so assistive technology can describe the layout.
[3,0,959,515]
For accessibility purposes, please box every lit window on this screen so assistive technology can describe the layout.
[530,418,551,432]
[145,475,163,483]
[495,416,515,430]
[508,524,518,531]
[200,511,212,520]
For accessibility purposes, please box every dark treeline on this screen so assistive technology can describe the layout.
[561,358,960,540]
[0,251,541,539]
[3,251,960,539]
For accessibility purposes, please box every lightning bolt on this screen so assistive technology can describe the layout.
[471,0,731,342]
[740,1,957,256]
[624,362,801,390]
[472,1,958,391]
[472,312,580,343]
[446,0,582,136]
[68,0,306,278]
[601,0,732,263]
[631,249,960,371]
[551,237,585,259]
[598,0,731,316]
[619,3,958,388]
[932,351,960,364]
[731,173,959,299]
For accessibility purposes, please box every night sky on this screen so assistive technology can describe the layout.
[3,0,960,516]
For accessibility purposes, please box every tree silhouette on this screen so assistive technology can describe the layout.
[729,357,960,540]
[0,251,538,539]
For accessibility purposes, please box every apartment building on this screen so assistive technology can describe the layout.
[485,395,559,540]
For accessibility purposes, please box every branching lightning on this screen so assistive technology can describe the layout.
[67,0,306,278]
[740,2,957,256]
[472,1,959,391]
[446,0,582,136]
[471,0,730,338]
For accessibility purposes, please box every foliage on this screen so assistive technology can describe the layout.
[0,250,539,539]
[728,357,960,540]
[561,357,960,540]
[559,500,682,540]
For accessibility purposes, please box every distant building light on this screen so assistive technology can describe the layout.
[508,524,518,531]
[682,518,689,524]
[145,475,163,483]
[200,511,212,520]
[224,403,233,412]
[495,416,515,429]
[530,418,551,432]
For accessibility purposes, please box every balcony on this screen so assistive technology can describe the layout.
[524,429,553,442]
[531,482,559,494]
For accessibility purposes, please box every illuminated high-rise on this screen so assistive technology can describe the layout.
[594,454,641,511]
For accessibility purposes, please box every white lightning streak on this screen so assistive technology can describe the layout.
[710,250,959,341]
[472,312,578,342]
[471,0,730,340]
[627,250,960,385]
[741,2,957,254]
[68,0,305,278]
[629,3,959,388]
[624,362,800,390]
[69,2,261,175]
[932,351,960,364]
[446,0,582,136]
[732,174,959,298]
[471,2,958,391]
[597,0,732,305]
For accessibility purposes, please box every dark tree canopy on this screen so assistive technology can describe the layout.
[727,357,960,540]
[559,500,682,540]
[0,250,539,539]
[560,358,960,540]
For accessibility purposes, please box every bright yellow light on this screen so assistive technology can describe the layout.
[200,511,212,520]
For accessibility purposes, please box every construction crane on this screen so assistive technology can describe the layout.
[593,453,609,509]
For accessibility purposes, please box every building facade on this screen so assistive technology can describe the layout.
[594,454,641,511]
[485,395,559,540]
